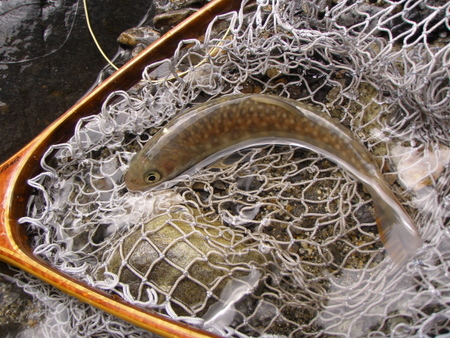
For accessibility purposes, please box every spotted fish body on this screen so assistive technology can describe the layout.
[125,94,422,263]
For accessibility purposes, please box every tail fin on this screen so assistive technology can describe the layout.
[368,185,422,264]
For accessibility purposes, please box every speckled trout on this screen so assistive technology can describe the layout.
[125,94,422,263]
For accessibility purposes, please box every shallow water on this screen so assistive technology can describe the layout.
[0,0,152,163]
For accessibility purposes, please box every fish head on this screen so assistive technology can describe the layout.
[124,151,175,191]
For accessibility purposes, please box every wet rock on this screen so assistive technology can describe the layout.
[153,8,197,30]
[94,208,268,316]
[117,27,161,48]
[0,0,151,164]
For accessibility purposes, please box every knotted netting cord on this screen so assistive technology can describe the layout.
[17,0,450,336]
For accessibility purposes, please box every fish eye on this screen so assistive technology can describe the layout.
[144,170,161,184]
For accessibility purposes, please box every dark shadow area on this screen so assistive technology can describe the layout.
[0,0,153,163]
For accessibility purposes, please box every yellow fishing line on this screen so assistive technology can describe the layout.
[83,0,119,70]
[84,0,229,78]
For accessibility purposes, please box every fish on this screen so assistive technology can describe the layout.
[125,94,422,264]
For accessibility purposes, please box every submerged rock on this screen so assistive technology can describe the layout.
[94,207,269,317]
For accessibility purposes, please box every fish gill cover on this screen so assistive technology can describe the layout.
[18,0,450,336]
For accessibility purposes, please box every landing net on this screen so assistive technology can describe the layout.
[18,0,450,336]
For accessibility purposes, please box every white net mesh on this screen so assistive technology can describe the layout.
[18,0,450,336]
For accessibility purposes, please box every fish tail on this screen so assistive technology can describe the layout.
[368,185,422,264]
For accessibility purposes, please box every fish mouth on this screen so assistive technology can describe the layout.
[124,172,143,192]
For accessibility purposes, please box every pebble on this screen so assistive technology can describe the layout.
[117,27,161,48]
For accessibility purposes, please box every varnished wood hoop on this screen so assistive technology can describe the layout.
[0,0,244,336]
